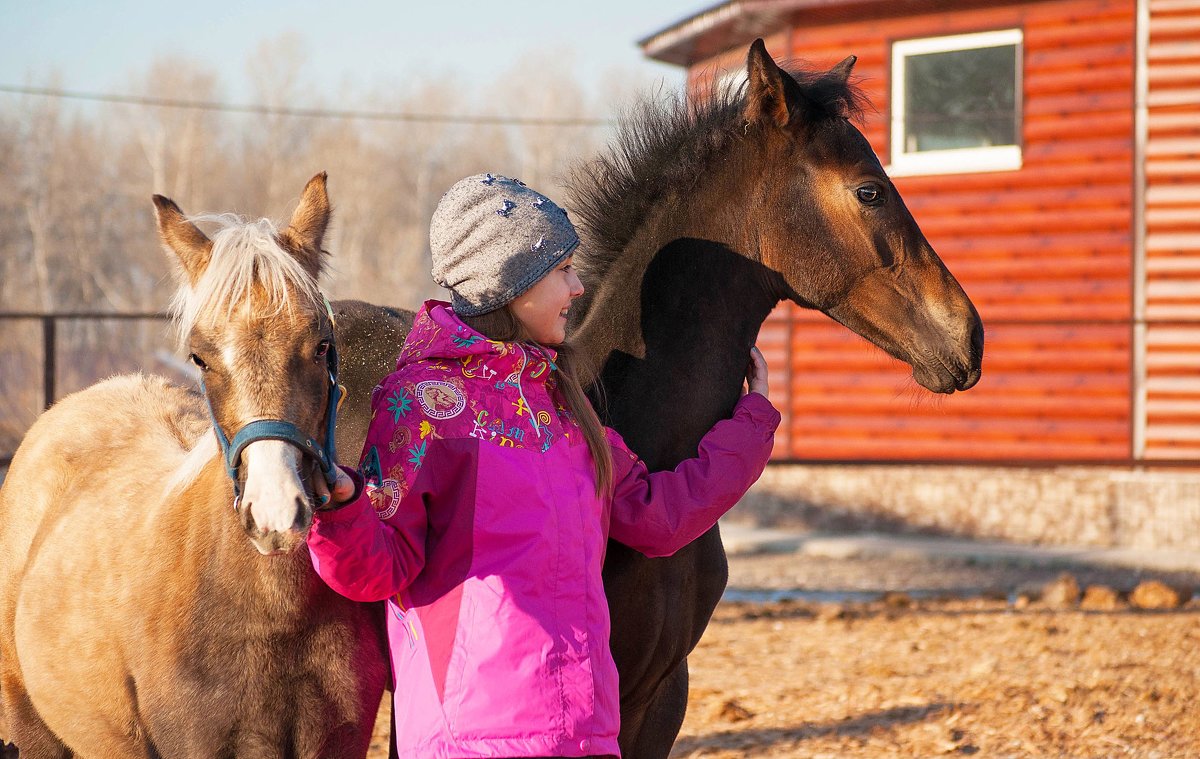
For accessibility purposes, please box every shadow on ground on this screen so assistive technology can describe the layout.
[721,546,1200,607]
[671,702,960,756]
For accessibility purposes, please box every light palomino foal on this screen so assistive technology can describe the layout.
[0,173,387,759]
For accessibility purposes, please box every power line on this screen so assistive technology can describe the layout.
[0,83,617,128]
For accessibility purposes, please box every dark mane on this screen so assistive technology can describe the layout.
[566,62,866,281]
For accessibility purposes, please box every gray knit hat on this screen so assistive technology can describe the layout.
[430,173,580,316]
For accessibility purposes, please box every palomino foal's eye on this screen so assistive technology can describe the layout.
[856,184,884,206]
[188,353,209,371]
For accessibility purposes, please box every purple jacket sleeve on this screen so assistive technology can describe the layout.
[606,392,781,558]
[306,375,432,602]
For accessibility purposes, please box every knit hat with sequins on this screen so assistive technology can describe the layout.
[429,173,580,316]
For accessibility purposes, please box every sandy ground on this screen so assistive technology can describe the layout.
[672,598,1198,758]
[361,551,1200,759]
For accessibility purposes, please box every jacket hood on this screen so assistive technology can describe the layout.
[373,300,569,452]
[398,299,556,365]
[398,300,559,370]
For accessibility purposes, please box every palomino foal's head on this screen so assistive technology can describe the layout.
[743,40,983,393]
[155,173,336,554]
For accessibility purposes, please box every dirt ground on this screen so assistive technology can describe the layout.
[673,597,1198,758]
[362,551,1200,759]
[1,545,1191,758]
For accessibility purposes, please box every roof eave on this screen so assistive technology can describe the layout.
[642,1,852,67]
[638,2,748,67]
[640,0,1057,66]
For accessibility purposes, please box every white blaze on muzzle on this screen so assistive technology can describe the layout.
[240,439,307,535]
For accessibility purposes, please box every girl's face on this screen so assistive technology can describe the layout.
[509,255,585,345]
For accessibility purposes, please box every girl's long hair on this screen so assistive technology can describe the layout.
[462,308,613,496]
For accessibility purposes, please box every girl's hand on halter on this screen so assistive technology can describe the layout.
[745,345,769,399]
[314,465,360,511]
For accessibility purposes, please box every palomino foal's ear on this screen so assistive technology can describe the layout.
[280,172,331,279]
[152,195,212,286]
[828,55,857,85]
[744,38,793,128]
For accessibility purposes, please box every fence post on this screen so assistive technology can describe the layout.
[42,316,56,410]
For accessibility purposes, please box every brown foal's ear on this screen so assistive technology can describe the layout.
[827,55,857,85]
[744,38,794,128]
[280,171,332,280]
[153,194,213,286]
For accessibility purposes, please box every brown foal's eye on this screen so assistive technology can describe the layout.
[314,340,331,360]
[856,184,883,206]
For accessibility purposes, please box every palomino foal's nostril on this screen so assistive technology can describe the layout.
[291,496,310,532]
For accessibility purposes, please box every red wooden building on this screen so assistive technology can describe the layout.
[641,0,1200,463]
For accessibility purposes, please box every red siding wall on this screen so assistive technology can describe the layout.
[1142,0,1200,459]
[692,0,1137,461]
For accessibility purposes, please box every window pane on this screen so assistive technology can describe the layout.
[904,44,1017,152]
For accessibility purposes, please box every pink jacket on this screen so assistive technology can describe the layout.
[308,301,779,758]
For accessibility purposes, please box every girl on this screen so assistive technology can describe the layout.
[309,174,780,759]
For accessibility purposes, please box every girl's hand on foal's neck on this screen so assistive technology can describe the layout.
[744,346,769,399]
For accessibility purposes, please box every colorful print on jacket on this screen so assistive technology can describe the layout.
[307,300,781,759]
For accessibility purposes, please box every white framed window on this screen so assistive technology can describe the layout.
[889,29,1023,176]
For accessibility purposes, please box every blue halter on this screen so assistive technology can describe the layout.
[200,302,343,500]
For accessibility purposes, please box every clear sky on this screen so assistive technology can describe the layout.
[0,0,706,112]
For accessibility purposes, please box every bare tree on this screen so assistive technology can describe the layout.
[120,57,224,209]
[242,32,317,213]
[484,49,603,200]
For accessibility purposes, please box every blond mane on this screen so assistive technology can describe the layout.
[169,214,323,341]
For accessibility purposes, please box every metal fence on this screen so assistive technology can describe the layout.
[0,312,181,466]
